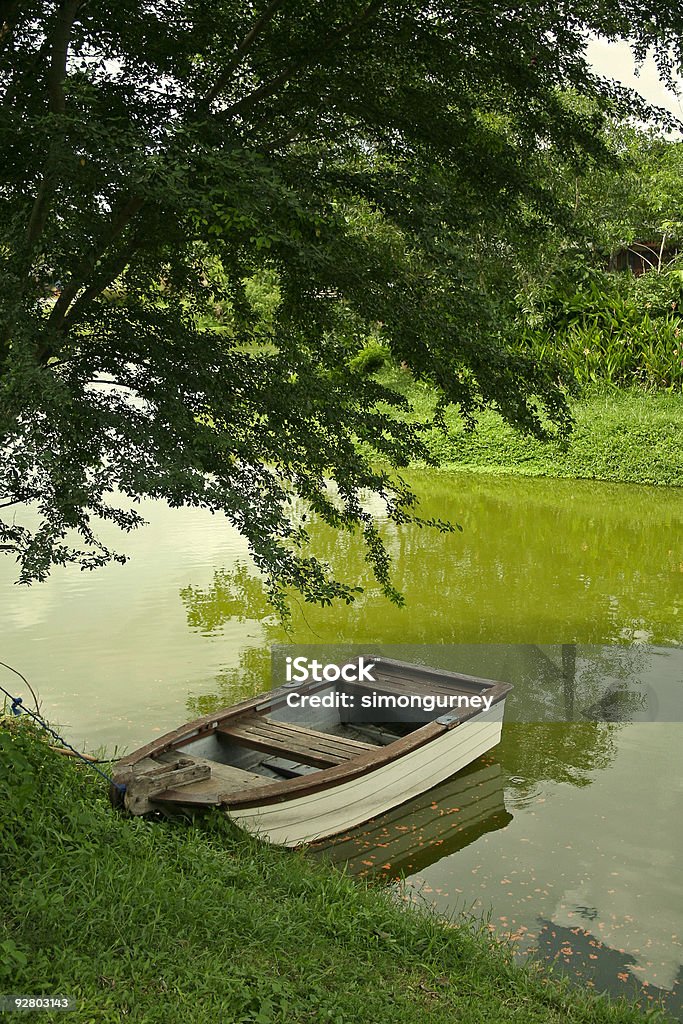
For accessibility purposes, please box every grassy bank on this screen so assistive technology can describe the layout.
[1,719,672,1024]
[379,369,683,486]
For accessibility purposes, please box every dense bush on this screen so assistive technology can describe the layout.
[517,259,683,390]
[349,340,392,375]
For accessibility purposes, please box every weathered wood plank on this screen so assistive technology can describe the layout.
[121,761,212,814]
[218,722,342,767]
[217,715,375,768]
[226,719,372,758]
[263,720,375,754]
[358,674,482,697]
[155,751,267,790]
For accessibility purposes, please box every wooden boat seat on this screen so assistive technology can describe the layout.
[216,715,376,768]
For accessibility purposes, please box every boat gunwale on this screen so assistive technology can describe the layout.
[114,659,512,810]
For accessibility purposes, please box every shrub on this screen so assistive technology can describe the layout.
[349,340,391,374]
[517,261,683,390]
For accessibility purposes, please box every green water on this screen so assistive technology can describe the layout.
[1,471,681,1015]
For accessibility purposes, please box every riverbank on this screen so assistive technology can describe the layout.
[1,719,671,1024]
[379,369,683,486]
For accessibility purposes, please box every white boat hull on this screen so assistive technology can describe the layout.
[226,701,506,847]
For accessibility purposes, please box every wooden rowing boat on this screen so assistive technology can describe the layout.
[111,657,512,847]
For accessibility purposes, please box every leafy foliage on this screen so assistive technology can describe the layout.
[1,2,683,603]
[516,260,683,390]
[349,338,391,375]
[510,114,683,390]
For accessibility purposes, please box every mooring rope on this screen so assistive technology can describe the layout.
[0,660,41,711]
[0,681,125,793]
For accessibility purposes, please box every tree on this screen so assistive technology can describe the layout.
[513,107,683,286]
[1,1,682,607]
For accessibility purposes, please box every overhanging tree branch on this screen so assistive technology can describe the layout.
[224,0,384,120]
[25,0,82,250]
[44,193,144,339]
[60,236,143,332]
[202,0,285,108]
[30,0,381,348]
[37,2,383,345]
[3,0,682,595]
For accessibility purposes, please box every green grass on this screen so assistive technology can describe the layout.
[0,720,674,1024]
[377,369,683,487]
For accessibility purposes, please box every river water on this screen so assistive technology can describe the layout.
[1,471,681,1016]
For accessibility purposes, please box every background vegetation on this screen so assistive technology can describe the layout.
[512,127,683,393]
[349,121,683,485]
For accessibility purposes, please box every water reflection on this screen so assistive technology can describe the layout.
[310,718,682,1020]
[179,563,681,726]
[180,564,275,633]
[313,758,513,878]
[532,919,682,1019]
[278,472,682,647]
[187,644,272,718]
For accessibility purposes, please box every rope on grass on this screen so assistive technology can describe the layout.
[0,681,125,793]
